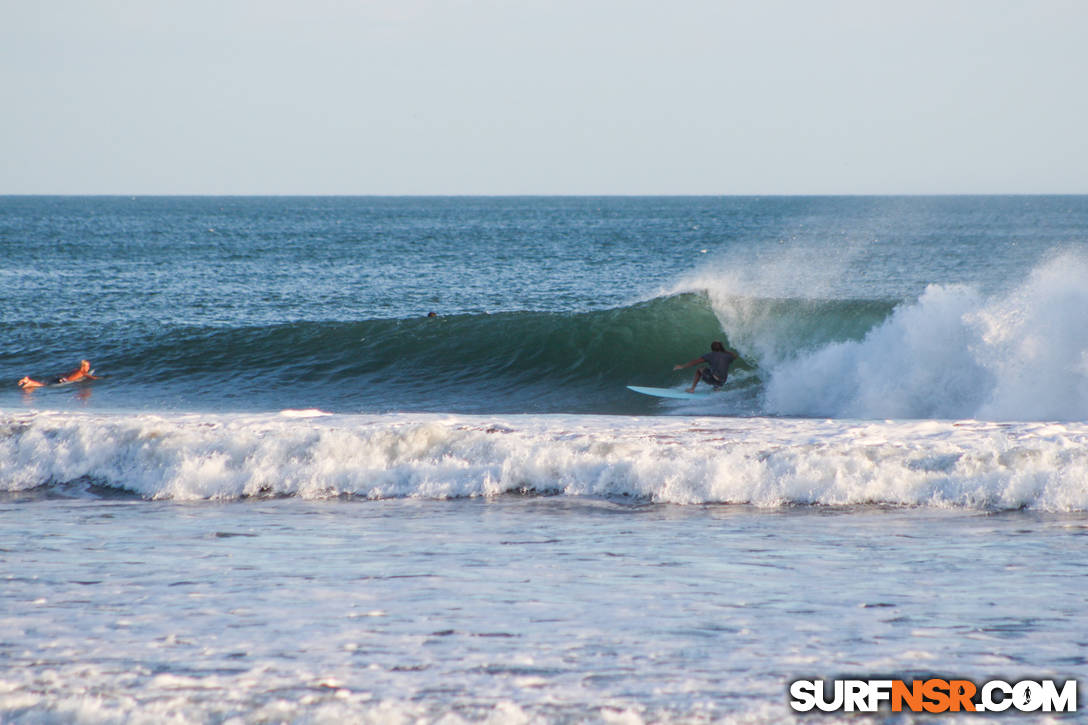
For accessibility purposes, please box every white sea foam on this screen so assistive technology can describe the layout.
[683,251,1088,421]
[0,690,788,725]
[279,408,334,418]
[2,410,1086,510]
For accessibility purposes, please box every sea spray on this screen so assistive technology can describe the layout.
[678,251,1088,421]
[761,284,994,418]
[758,253,1088,420]
[975,252,1088,420]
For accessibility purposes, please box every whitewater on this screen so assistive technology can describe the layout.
[2,196,1087,723]
[3,411,1087,511]
[665,246,1088,422]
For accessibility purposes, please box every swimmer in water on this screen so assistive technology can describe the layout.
[18,360,100,390]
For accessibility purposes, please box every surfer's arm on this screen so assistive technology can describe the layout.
[673,357,705,371]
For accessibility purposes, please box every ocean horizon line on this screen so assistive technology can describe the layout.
[3,192,1087,199]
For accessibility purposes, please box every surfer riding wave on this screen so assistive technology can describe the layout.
[674,341,738,392]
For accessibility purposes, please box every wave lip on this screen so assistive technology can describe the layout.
[3,411,1087,511]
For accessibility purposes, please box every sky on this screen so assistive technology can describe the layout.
[2,0,1086,195]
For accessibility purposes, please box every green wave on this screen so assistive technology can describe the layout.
[3,293,895,413]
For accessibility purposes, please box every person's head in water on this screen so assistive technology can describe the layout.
[80,360,91,372]
[710,341,725,353]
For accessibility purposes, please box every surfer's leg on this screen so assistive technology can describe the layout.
[18,376,45,390]
[687,369,702,393]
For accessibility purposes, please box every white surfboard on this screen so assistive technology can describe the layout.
[626,385,713,400]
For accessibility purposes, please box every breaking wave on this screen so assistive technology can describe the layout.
[654,250,1088,421]
[4,253,1087,421]
[2,410,1086,510]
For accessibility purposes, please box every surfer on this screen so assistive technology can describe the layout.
[674,341,738,393]
[18,360,100,390]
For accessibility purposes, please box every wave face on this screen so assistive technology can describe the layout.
[2,295,730,414]
[5,252,1088,421]
[3,410,1087,510]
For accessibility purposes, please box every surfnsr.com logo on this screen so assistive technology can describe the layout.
[789,678,1078,714]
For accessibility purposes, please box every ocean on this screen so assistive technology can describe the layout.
[1,196,1087,722]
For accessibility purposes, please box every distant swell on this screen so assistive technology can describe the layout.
[2,411,1087,510]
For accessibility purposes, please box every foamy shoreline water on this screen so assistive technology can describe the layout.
[2,497,1084,724]
[3,409,1086,511]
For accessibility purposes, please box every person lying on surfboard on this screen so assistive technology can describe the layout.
[18,360,101,390]
[673,341,738,393]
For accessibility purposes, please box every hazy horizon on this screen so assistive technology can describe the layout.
[3,1,1086,195]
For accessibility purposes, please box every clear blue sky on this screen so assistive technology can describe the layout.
[3,0,1086,194]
